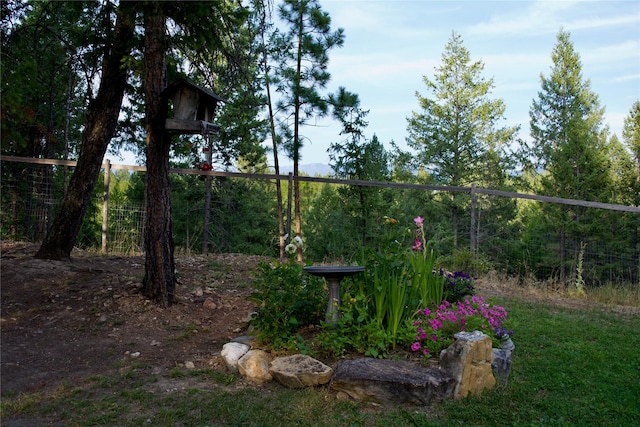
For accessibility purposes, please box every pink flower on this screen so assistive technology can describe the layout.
[431,334,438,342]
[429,318,442,330]
[414,216,424,227]
[411,342,421,352]
[412,238,423,251]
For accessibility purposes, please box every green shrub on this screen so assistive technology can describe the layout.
[249,260,326,348]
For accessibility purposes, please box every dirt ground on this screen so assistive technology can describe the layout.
[2,241,638,397]
[1,241,267,395]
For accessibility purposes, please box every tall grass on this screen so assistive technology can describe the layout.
[2,296,638,426]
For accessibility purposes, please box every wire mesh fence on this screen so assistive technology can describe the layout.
[1,156,639,287]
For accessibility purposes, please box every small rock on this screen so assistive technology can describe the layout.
[194,287,204,297]
[150,340,160,346]
[221,342,250,373]
[238,350,272,383]
[231,335,254,345]
[97,314,108,323]
[492,347,513,387]
[203,297,217,309]
[130,352,141,358]
[185,361,195,369]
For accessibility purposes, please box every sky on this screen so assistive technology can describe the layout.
[279,0,640,167]
[108,0,640,168]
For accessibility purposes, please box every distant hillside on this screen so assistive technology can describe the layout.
[278,163,333,177]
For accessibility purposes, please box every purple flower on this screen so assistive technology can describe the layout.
[495,327,514,339]
[411,342,421,352]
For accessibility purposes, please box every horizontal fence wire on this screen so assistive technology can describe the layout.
[1,156,638,286]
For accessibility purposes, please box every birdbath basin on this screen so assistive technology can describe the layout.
[304,265,365,326]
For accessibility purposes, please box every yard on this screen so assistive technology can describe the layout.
[1,241,639,426]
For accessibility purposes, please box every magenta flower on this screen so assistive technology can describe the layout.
[411,290,511,358]
[411,342,421,352]
[412,238,423,251]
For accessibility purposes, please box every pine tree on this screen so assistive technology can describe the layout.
[407,31,517,248]
[623,101,640,190]
[529,29,612,283]
[273,0,344,262]
[328,88,389,248]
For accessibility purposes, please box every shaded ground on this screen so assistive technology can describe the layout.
[1,241,266,395]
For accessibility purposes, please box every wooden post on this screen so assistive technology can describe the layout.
[287,172,293,242]
[202,138,213,254]
[101,159,111,254]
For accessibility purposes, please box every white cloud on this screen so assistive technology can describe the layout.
[611,74,640,83]
[582,40,640,65]
[330,52,439,85]
[468,0,638,37]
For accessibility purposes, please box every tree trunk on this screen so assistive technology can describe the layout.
[293,11,303,264]
[34,3,134,260]
[141,4,175,307]
[260,7,286,259]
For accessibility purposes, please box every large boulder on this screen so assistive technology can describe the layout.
[269,354,333,388]
[237,349,272,383]
[330,358,455,405]
[439,331,496,400]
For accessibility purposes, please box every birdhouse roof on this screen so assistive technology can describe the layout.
[163,79,226,104]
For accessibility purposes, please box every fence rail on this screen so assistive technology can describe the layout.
[2,155,638,285]
[4,155,638,213]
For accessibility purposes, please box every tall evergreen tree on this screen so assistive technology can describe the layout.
[328,88,389,248]
[406,31,517,248]
[623,101,640,190]
[35,1,136,260]
[529,29,612,283]
[272,0,344,262]
[622,101,640,281]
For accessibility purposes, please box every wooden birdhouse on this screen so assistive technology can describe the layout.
[163,80,225,135]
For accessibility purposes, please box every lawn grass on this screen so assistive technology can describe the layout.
[2,296,639,426]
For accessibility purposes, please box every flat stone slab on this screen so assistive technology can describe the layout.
[269,354,333,388]
[330,358,455,405]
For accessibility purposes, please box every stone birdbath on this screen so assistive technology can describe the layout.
[304,265,365,326]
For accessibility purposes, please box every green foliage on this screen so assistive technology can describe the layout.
[314,290,394,359]
[315,217,445,354]
[408,249,445,309]
[406,31,519,251]
[441,248,490,276]
[528,29,616,285]
[407,31,517,186]
[249,260,326,347]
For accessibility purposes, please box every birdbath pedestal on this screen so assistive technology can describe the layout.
[304,266,365,326]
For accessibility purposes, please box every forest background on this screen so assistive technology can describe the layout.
[1,0,639,290]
